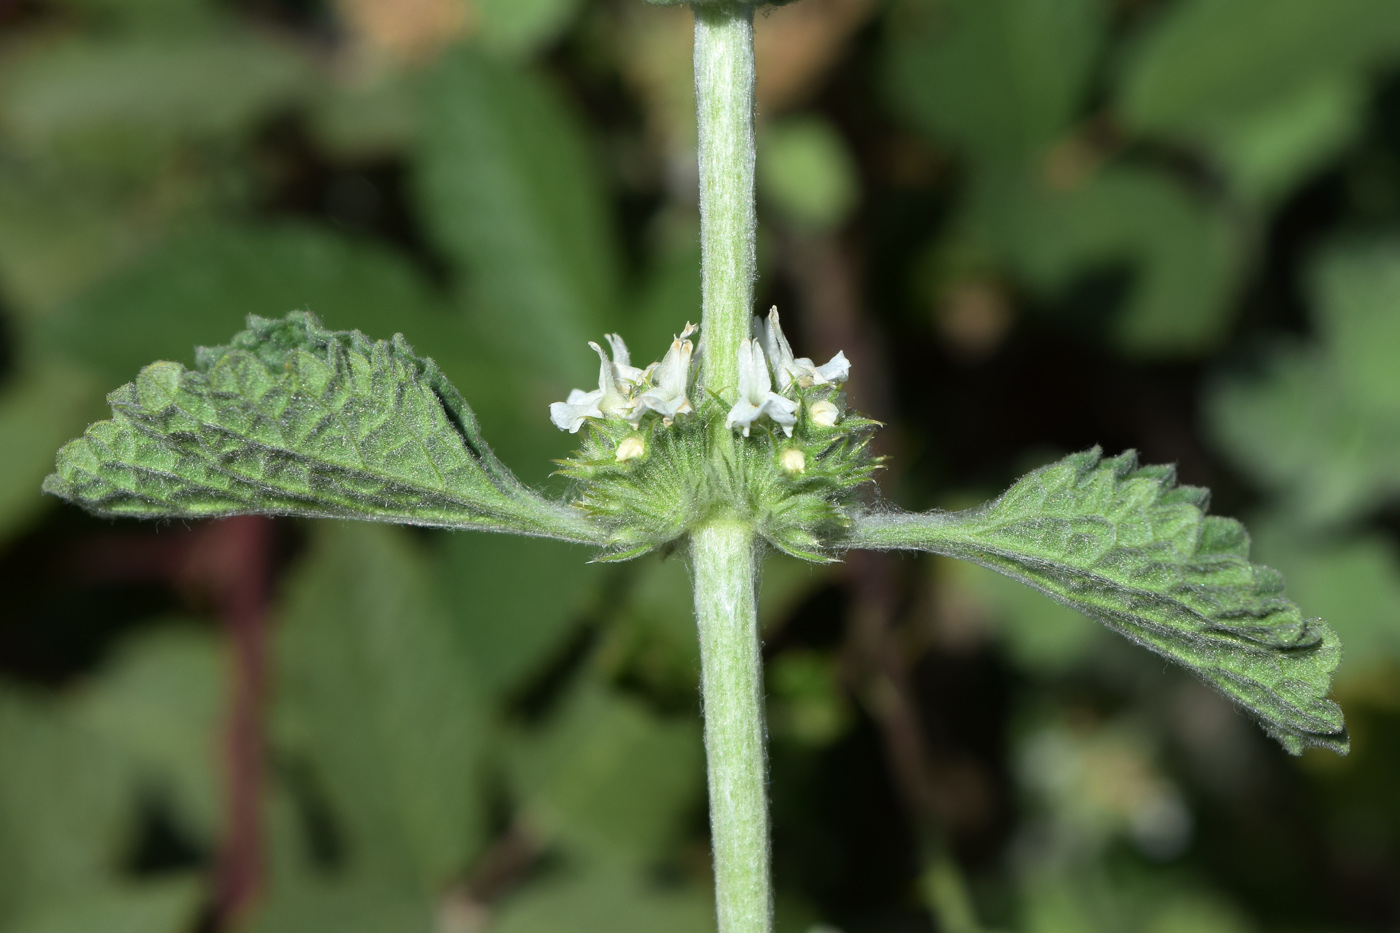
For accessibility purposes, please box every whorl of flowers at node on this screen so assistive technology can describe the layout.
[548,308,851,440]
[548,308,877,561]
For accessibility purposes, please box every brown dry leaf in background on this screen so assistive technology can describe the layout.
[755,0,878,112]
[335,0,477,63]
[616,4,698,153]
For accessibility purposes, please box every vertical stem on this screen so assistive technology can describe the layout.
[692,5,770,931]
[691,519,772,933]
[694,2,757,399]
[213,517,273,921]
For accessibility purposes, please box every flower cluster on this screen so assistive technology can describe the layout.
[551,309,877,561]
[549,309,850,442]
[549,324,697,435]
[726,309,849,437]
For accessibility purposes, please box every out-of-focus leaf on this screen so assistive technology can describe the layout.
[767,651,850,747]
[1252,522,1400,675]
[1312,241,1400,417]
[1016,719,1192,860]
[72,624,224,842]
[625,227,702,366]
[1019,871,1252,933]
[1205,75,1366,206]
[508,682,703,865]
[883,0,1106,158]
[0,33,311,157]
[759,115,859,231]
[759,551,827,633]
[601,555,701,696]
[941,557,1104,674]
[6,877,204,933]
[0,160,154,320]
[1208,347,1390,528]
[243,883,432,933]
[1118,0,1400,140]
[475,0,583,58]
[851,448,1348,755]
[60,0,216,32]
[45,312,597,541]
[970,164,1240,354]
[0,688,132,921]
[1208,240,1400,526]
[1143,896,1254,933]
[308,74,419,159]
[438,534,596,698]
[415,48,620,383]
[275,521,494,890]
[42,222,464,390]
[491,867,714,933]
[0,361,101,541]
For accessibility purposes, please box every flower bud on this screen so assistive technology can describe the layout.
[779,447,806,474]
[615,434,647,462]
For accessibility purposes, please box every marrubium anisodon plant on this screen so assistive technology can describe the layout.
[42,1,1348,931]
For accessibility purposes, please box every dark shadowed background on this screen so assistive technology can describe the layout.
[1,0,1399,930]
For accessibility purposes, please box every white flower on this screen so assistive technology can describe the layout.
[757,307,850,392]
[631,323,697,427]
[604,333,646,385]
[549,387,604,433]
[549,340,637,433]
[726,338,799,437]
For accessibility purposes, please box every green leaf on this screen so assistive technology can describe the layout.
[1311,240,1400,417]
[646,0,800,6]
[475,0,584,58]
[42,223,465,390]
[938,557,1105,675]
[1207,240,1400,526]
[274,522,492,890]
[438,534,597,698]
[6,877,204,933]
[1251,521,1400,676]
[45,311,600,542]
[71,624,224,843]
[508,682,704,865]
[1117,0,1400,140]
[0,361,102,542]
[0,33,311,155]
[414,48,621,383]
[59,0,217,33]
[0,687,132,921]
[883,0,1105,158]
[307,74,419,160]
[759,116,860,232]
[492,867,714,933]
[847,448,1348,755]
[1202,74,1366,207]
[242,884,433,933]
[0,159,154,319]
[968,164,1240,354]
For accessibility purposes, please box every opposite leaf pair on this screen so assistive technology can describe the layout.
[46,312,1347,755]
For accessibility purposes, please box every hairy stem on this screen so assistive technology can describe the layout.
[694,2,757,399]
[690,519,772,933]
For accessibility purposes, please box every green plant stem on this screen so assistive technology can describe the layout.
[690,5,772,931]
[690,518,771,933]
[694,2,757,399]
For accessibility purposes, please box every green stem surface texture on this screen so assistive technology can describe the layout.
[690,519,772,933]
[694,3,757,400]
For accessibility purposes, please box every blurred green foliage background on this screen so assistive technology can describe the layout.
[1,0,1399,930]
